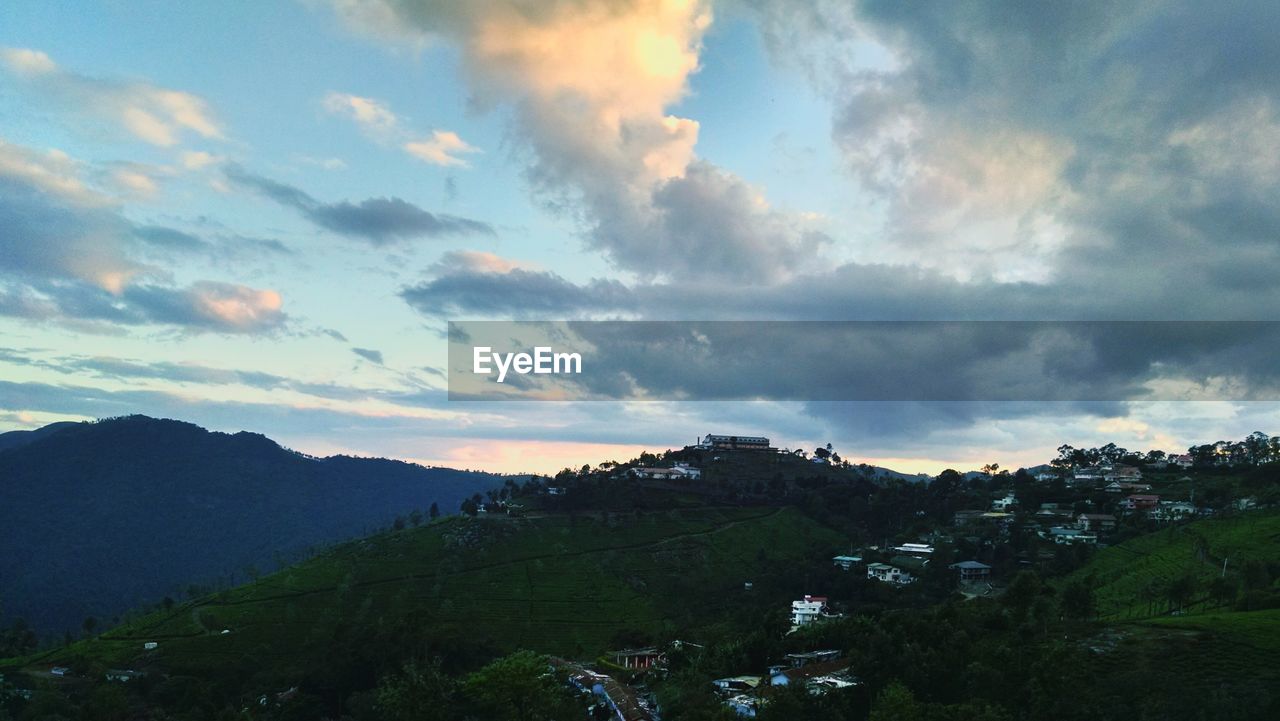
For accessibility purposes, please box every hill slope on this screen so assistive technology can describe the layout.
[0,416,503,637]
[1066,509,1280,620]
[25,506,842,682]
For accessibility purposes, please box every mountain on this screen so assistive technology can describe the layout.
[0,415,503,638]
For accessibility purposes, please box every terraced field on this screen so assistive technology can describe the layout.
[1065,510,1280,620]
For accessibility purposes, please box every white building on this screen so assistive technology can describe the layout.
[991,494,1017,511]
[832,555,862,571]
[866,563,914,585]
[790,595,833,626]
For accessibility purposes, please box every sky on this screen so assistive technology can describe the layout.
[2,0,1280,475]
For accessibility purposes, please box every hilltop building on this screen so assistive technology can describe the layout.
[696,434,774,451]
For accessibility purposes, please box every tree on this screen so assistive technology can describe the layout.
[409,509,423,527]
[429,502,440,520]
[870,682,923,721]
[82,615,98,638]
[461,651,579,721]
[461,498,479,517]
[375,658,455,721]
[1060,580,1096,620]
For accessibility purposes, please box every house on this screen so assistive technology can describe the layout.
[105,669,144,683]
[991,494,1017,511]
[697,434,773,451]
[613,647,664,670]
[713,675,763,693]
[1047,527,1098,545]
[949,560,992,582]
[1173,454,1194,468]
[890,542,934,556]
[832,555,862,571]
[1035,470,1060,482]
[50,667,70,677]
[1105,481,1152,493]
[1124,494,1161,512]
[1076,513,1117,532]
[143,641,158,650]
[866,563,914,585]
[790,595,837,626]
[954,510,987,525]
[1150,501,1196,521]
[770,660,857,691]
[1072,466,1105,484]
[546,486,566,496]
[785,650,842,667]
[1107,464,1143,481]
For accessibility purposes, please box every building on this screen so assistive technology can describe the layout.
[785,650,842,667]
[1076,513,1117,532]
[991,493,1017,511]
[769,660,857,692]
[832,555,862,571]
[697,434,773,451]
[546,486,566,496]
[890,542,934,556]
[791,595,834,626]
[105,669,144,683]
[1150,501,1197,521]
[954,510,987,526]
[949,560,992,582]
[1173,454,1194,468]
[612,648,664,670]
[1124,494,1161,512]
[633,463,702,480]
[866,563,914,585]
[1047,527,1098,545]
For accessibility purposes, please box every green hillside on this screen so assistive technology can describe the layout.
[17,506,842,682]
[1066,509,1280,620]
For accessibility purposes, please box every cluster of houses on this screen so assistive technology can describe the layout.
[712,649,858,717]
[826,543,993,589]
[630,462,702,480]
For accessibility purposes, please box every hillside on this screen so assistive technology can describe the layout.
[1065,509,1280,620]
[0,416,503,638]
[18,507,842,682]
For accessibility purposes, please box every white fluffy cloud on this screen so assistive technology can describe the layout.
[2,47,223,148]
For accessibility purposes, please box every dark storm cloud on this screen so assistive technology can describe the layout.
[224,164,494,244]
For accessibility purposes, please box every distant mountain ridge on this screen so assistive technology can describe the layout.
[0,415,503,638]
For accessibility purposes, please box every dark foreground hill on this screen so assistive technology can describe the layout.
[0,416,503,637]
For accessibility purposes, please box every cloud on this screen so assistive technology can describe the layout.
[324,0,822,282]
[2,46,223,147]
[0,139,286,333]
[323,92,400,135]
[224,164,494,244]
[403,130,480,167]
[401,264,633,318]
[352,347,385,364]
[324,91,479,166]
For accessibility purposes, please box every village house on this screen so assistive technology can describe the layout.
[1105,464,1143,482]
[890,542,934,557]
[991,493,1017,511]
[1047,527,1098,545]
[104,669,144,683]
[832,554,862,571]
[953,510,987,526]
[1124,494,1161,512]
[1105,480,1152,493]
[631,463,701,480]
[790,595,838,626]
[769,660,858,692]
[949,560,992,583]
[1150,501,1197,521]
[612,647,664,670]
[785,650,842,667]
[1173,453,1195,468]
[866,563,914,585]
[1077,513,1117,532]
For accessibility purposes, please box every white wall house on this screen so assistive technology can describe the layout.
[790,595,831,626]
[866,563,913,585]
